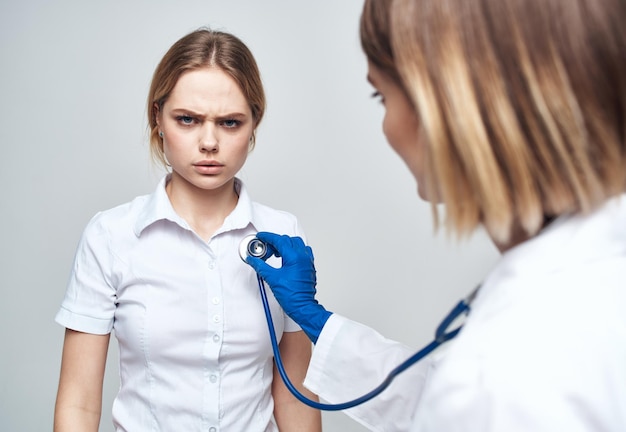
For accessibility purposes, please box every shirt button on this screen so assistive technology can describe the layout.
[208,261,215,270]
[213,334,220,342]
[213,315,221,323]
[212,297,221,305]
[210,374,218,383]
[209,428,217,432]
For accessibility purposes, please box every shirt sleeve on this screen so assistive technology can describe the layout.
[282,313,302,333]
[55,213,117,335]
[304,314,433,431]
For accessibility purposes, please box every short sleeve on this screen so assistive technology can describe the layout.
[55,213,116,334]
[282,313,301,333]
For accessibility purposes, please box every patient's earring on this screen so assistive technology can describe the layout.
[159,131,164,138]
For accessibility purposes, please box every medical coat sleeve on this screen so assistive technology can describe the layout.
[304,314,433,431]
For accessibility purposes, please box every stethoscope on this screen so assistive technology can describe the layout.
[240,235,479,411]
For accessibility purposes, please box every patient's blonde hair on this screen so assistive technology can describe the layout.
[366,0,626,243]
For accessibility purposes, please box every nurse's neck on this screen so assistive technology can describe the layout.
[492,215,556,254]
[493,232,528,254]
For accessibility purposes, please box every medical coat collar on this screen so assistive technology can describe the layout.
[474,193,626,310]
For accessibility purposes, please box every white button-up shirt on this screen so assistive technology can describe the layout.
[305,193,626,431]
[56,176,303,432]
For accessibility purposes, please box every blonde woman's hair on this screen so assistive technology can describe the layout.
[360,0,399,85]
[147,29,266,167]
[363,0,625,244]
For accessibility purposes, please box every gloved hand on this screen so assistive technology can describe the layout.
[246,232,332,343]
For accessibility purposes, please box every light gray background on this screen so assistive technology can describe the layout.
[0,1,499,430]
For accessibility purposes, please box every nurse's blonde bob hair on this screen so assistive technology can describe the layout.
[362,0,626,244]
[147,29,266,168]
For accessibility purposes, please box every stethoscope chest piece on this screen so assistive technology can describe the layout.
[239,234,267,262]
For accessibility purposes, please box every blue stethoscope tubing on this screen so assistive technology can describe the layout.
[256,274,478,411]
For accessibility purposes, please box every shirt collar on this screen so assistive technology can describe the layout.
[133,175,256,237]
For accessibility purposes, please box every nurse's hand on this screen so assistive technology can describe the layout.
[246,232,332,343]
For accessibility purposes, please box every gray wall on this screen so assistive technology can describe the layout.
[0,0,499,430]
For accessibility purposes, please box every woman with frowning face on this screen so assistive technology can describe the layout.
[54,29,321,432]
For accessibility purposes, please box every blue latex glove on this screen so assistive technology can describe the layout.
[245,232,332,343]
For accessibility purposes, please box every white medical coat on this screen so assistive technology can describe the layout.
[304,194,626,431]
